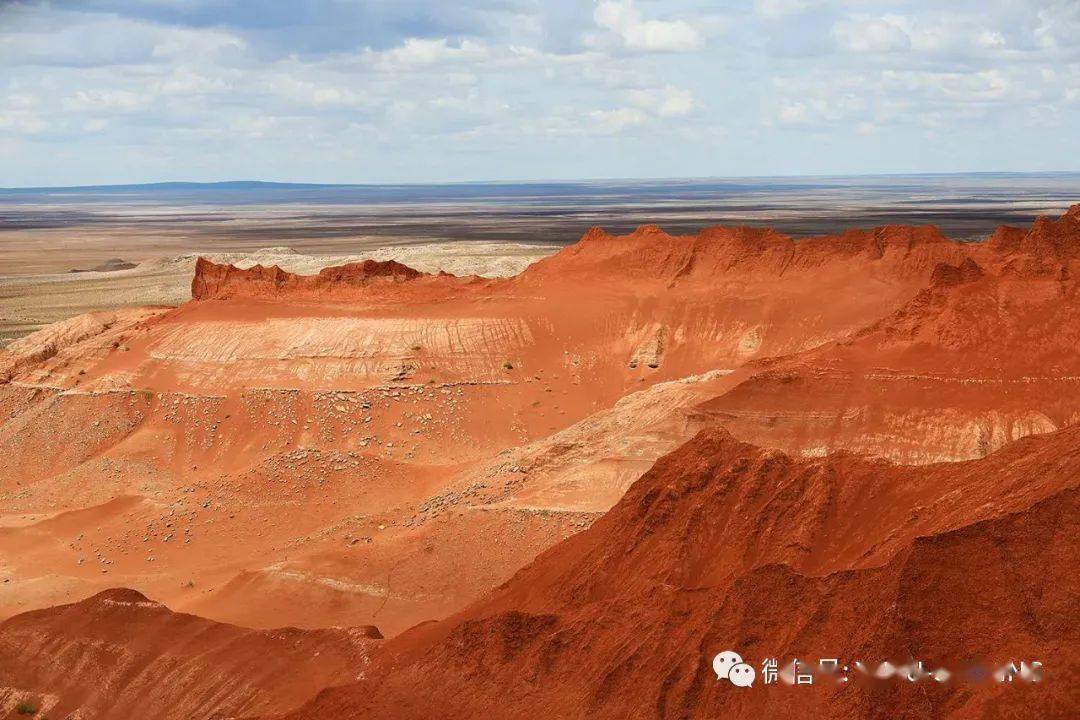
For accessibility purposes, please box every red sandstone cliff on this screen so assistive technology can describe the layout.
[693,251,1080,463]
[191,257,427,300]
[517,221,976,287]
[188,207,1080,303]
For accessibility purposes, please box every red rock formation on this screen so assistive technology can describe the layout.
[191,257,427,300]
[695,263,1080,463]
[278,425,1079,719]
[929,257,984,287]
[998,204,1080,278]
[0,588,381,720]
[685,208,1080,463]
[519,222,969,286]
[187,206,1080,302]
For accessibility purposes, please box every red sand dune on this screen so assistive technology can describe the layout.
[1,207,1078,719]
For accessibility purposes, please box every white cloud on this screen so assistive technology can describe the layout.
[62,89,148,112]
[1034,1,1080,53]
[977,30,1006,51]
[777,102,809,124]
[833,16,911,54]
[590,107,648,132]
[755,0,822,20]
[590,84,696,135]
[227,115,286,140]
[0,108,50,134]
[626,85,696,117]
[859,13,1016,61]
[882,69,1017,103]
[367,38,489,71]
[149,25,246,63]
[157,67,231,95]
[594,1,704,53]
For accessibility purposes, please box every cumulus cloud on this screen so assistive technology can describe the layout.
[755,0,823,20]
[590,84,697,135]
[157,67,231,95]
[882,69,1018,103]
[1034,1,1080,54]
[977,30,1006,51]
[366,38,490,71]
[777,102,809,124]
[626,85,696,117]
[589,107,649,133]
[0,109,50,134]
[832,15,911,54]
[61,89,149,112]
[877,13,1015,60]
[594,0,704,53]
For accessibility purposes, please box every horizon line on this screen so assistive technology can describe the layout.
[4,169,1080,192]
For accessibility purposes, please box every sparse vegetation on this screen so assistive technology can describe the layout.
[503,360,514,370]
[15,702,37,715]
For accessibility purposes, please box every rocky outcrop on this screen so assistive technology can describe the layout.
[191,257,426,300]
[185,206,1080,302]
[998,203,1080,278]
[929,257,984,287]
[520,221,970,286]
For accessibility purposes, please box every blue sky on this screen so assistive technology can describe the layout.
[1,0,1078,186]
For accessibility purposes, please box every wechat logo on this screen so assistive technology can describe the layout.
[713,650,756,688]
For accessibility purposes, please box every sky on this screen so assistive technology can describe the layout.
[1,0,1078,186]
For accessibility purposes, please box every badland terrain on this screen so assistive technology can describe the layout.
[1,200,1078,718]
